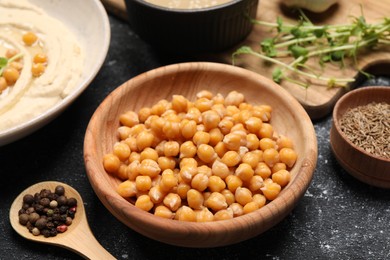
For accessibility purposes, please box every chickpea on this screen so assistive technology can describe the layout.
[9,61,23,71]
[261,179,281,200]
[103,154,121,173]
[214,209,233,221]
[157,156,176,171]
[176,206,196,222]
[279,148,298,168]
[197,144,216,164]
[205,192,227,211]
[135,195,154,211]
[259,138,276,151]
[163,193,181,211]
[140,147,159,162]
[259,123,274,139]
[136,176,152,191]
[22,31,38,46]
[196,90,213,99]
[5,48,19,59]
[225,175,243,193]
[243,201,259,214]
[195,207,214,222]
[105,90,298,221]
[263,148,280,168]
[224,90,244,106]
[208,176,226,193]
[117,180,137,198]
[113,142,131,161]
[272,169,291,187]
[33,53,48,64]
[202,110,220,130]
[272,162,287,173]
[3,67,20,85]
[149,186,165,204]
[31,63,46,77]
[235,187,252,206]
[181,119,197,139]
[191,173,209,192]
[187,189,204,210]
[154,205,174,219]
[171,95,188,113]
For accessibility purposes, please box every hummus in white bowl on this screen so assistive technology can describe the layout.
[0,0,110,145]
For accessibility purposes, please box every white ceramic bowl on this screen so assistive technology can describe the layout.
[0,0,110,146]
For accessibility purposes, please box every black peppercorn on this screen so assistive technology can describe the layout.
[40,189,51,198]
[19,213,29,225]
[39,197,50,207]
[59,205,68,214]
[46,221,55,229]
[26,221,34,231]
[42,229,50,237]
[60,214,67,222]
[46,209,54,217]
[49,229,57,237]
[28,212,40,224]
[34,204,44,214]
[25,207,35,214]
[57,196,67,206]
[34,193,41,203]
[53,213,61,221]
[67,198,77,207]
[55,185,65,196]
[35,218,47,230]
[68,211,75,218]
[22,203,30,210]
[18,185,77,238]
[48,192,58,201]
[23,194,34,204]
[65,217,72,226]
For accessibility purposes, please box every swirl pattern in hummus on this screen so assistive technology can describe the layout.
[0,0,84,132]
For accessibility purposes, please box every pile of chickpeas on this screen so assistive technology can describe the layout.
[103,90,297,222]
[0,31,48,94]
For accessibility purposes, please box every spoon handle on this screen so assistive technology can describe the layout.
[63,220,115,259]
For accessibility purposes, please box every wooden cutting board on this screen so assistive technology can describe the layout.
[101,0,390,119]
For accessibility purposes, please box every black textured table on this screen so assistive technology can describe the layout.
[1,15,390,260]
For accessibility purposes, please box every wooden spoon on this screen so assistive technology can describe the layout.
[9,181,115,259]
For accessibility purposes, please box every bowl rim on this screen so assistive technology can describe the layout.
[332,86,390,163]
[126,0,251,13]
[0,0,111,146]
[84,62,318,246]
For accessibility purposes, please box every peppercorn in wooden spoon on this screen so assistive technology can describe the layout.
[9,181,115,259]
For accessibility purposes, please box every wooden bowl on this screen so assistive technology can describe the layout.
[84,62,318,247]
[330,86,390,188]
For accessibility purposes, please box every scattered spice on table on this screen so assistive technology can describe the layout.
[339,101,390,159]
[18,185,77,237]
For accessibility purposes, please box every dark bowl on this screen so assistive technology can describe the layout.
[124,0,259,53]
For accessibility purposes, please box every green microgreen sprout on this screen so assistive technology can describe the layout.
[234,11,390,88]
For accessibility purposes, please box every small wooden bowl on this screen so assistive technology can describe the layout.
[84,62,318,247]
[330,86,390,188]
